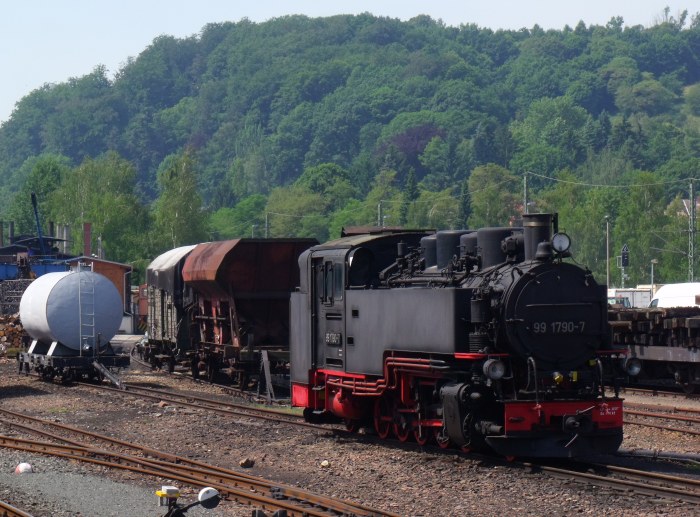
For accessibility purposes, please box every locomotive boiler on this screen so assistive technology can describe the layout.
[290,214,623,458]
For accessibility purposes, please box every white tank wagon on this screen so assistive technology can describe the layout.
[21,271,122,349]
[18,269,130,384]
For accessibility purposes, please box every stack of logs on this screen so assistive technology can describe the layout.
[0,279,33,315]
[609,306,700,347]
[0,313,25,354]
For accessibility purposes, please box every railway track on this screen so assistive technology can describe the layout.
[620,403,700,436]
[14,372,700,510]
[616,386,700,400]
[78,381,320,431]
[526,460,700,504]
[0,499,33,517]
[129,350,286,405]
[0,408,397,517]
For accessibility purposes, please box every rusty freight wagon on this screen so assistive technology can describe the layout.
[137,245,197,371]
[182,238,317,392]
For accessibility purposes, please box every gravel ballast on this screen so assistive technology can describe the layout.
[0,359,697,516]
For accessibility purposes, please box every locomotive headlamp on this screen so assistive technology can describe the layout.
[483,359,505,380]
[624,357,642,376]
[552,372,564,384]
[551,232,571,253]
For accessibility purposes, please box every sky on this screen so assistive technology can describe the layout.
[0,1,697,123]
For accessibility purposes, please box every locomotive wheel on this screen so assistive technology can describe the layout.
[413,426,429,446]
[345,420,360,433]
[682,383,699,394]
[434,428,451,449]
[373,397,393,439]
[393,416,412,442]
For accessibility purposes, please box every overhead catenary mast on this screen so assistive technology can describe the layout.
[690,179,696,282]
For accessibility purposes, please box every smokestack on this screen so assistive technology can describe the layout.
[522,213,553,260]
[48,221,55,237]
[0,221,3,247]
[83,222,92,257]
[9,221,14,244]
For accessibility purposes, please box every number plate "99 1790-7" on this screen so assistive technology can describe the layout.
[531,321,586,333]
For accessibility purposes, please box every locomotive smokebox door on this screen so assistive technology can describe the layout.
[313,253,346,370]
[503,263,606,371]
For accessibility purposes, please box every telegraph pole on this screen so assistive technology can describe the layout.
[605,216,610,288]
[690,179,696,282]
[523,173,529,214]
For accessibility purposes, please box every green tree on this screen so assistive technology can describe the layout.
[265,185,327,240]
[406,188,459,229]
[399,168,418,225]
[49,151,150,262]
[467,164,519,228]
[209,194,267,239]
[684,83,700,115]
[152,151,209,249]
[456,177,471,228]
[5,154,70,235]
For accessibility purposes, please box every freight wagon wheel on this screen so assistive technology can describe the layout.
[413,426,429,446]
[433,428,451,449]
[373,397,393,439]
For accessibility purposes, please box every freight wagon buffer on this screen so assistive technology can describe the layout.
[182,238,316,390]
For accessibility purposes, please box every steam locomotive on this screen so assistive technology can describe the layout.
[290,214,624,458]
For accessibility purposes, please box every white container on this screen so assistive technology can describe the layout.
[20,271,123,349]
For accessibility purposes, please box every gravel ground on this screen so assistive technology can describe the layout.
[0,358,697,516]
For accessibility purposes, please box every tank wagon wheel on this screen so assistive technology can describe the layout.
[433,428,451,449]
[61,370,75,385]
[413,426,429,446]
[373,396,394,439]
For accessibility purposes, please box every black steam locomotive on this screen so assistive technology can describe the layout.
[290,213,624,458]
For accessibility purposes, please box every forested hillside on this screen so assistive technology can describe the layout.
[1,11,700,285]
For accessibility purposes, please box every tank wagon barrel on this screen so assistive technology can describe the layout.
[18,267,130,383]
